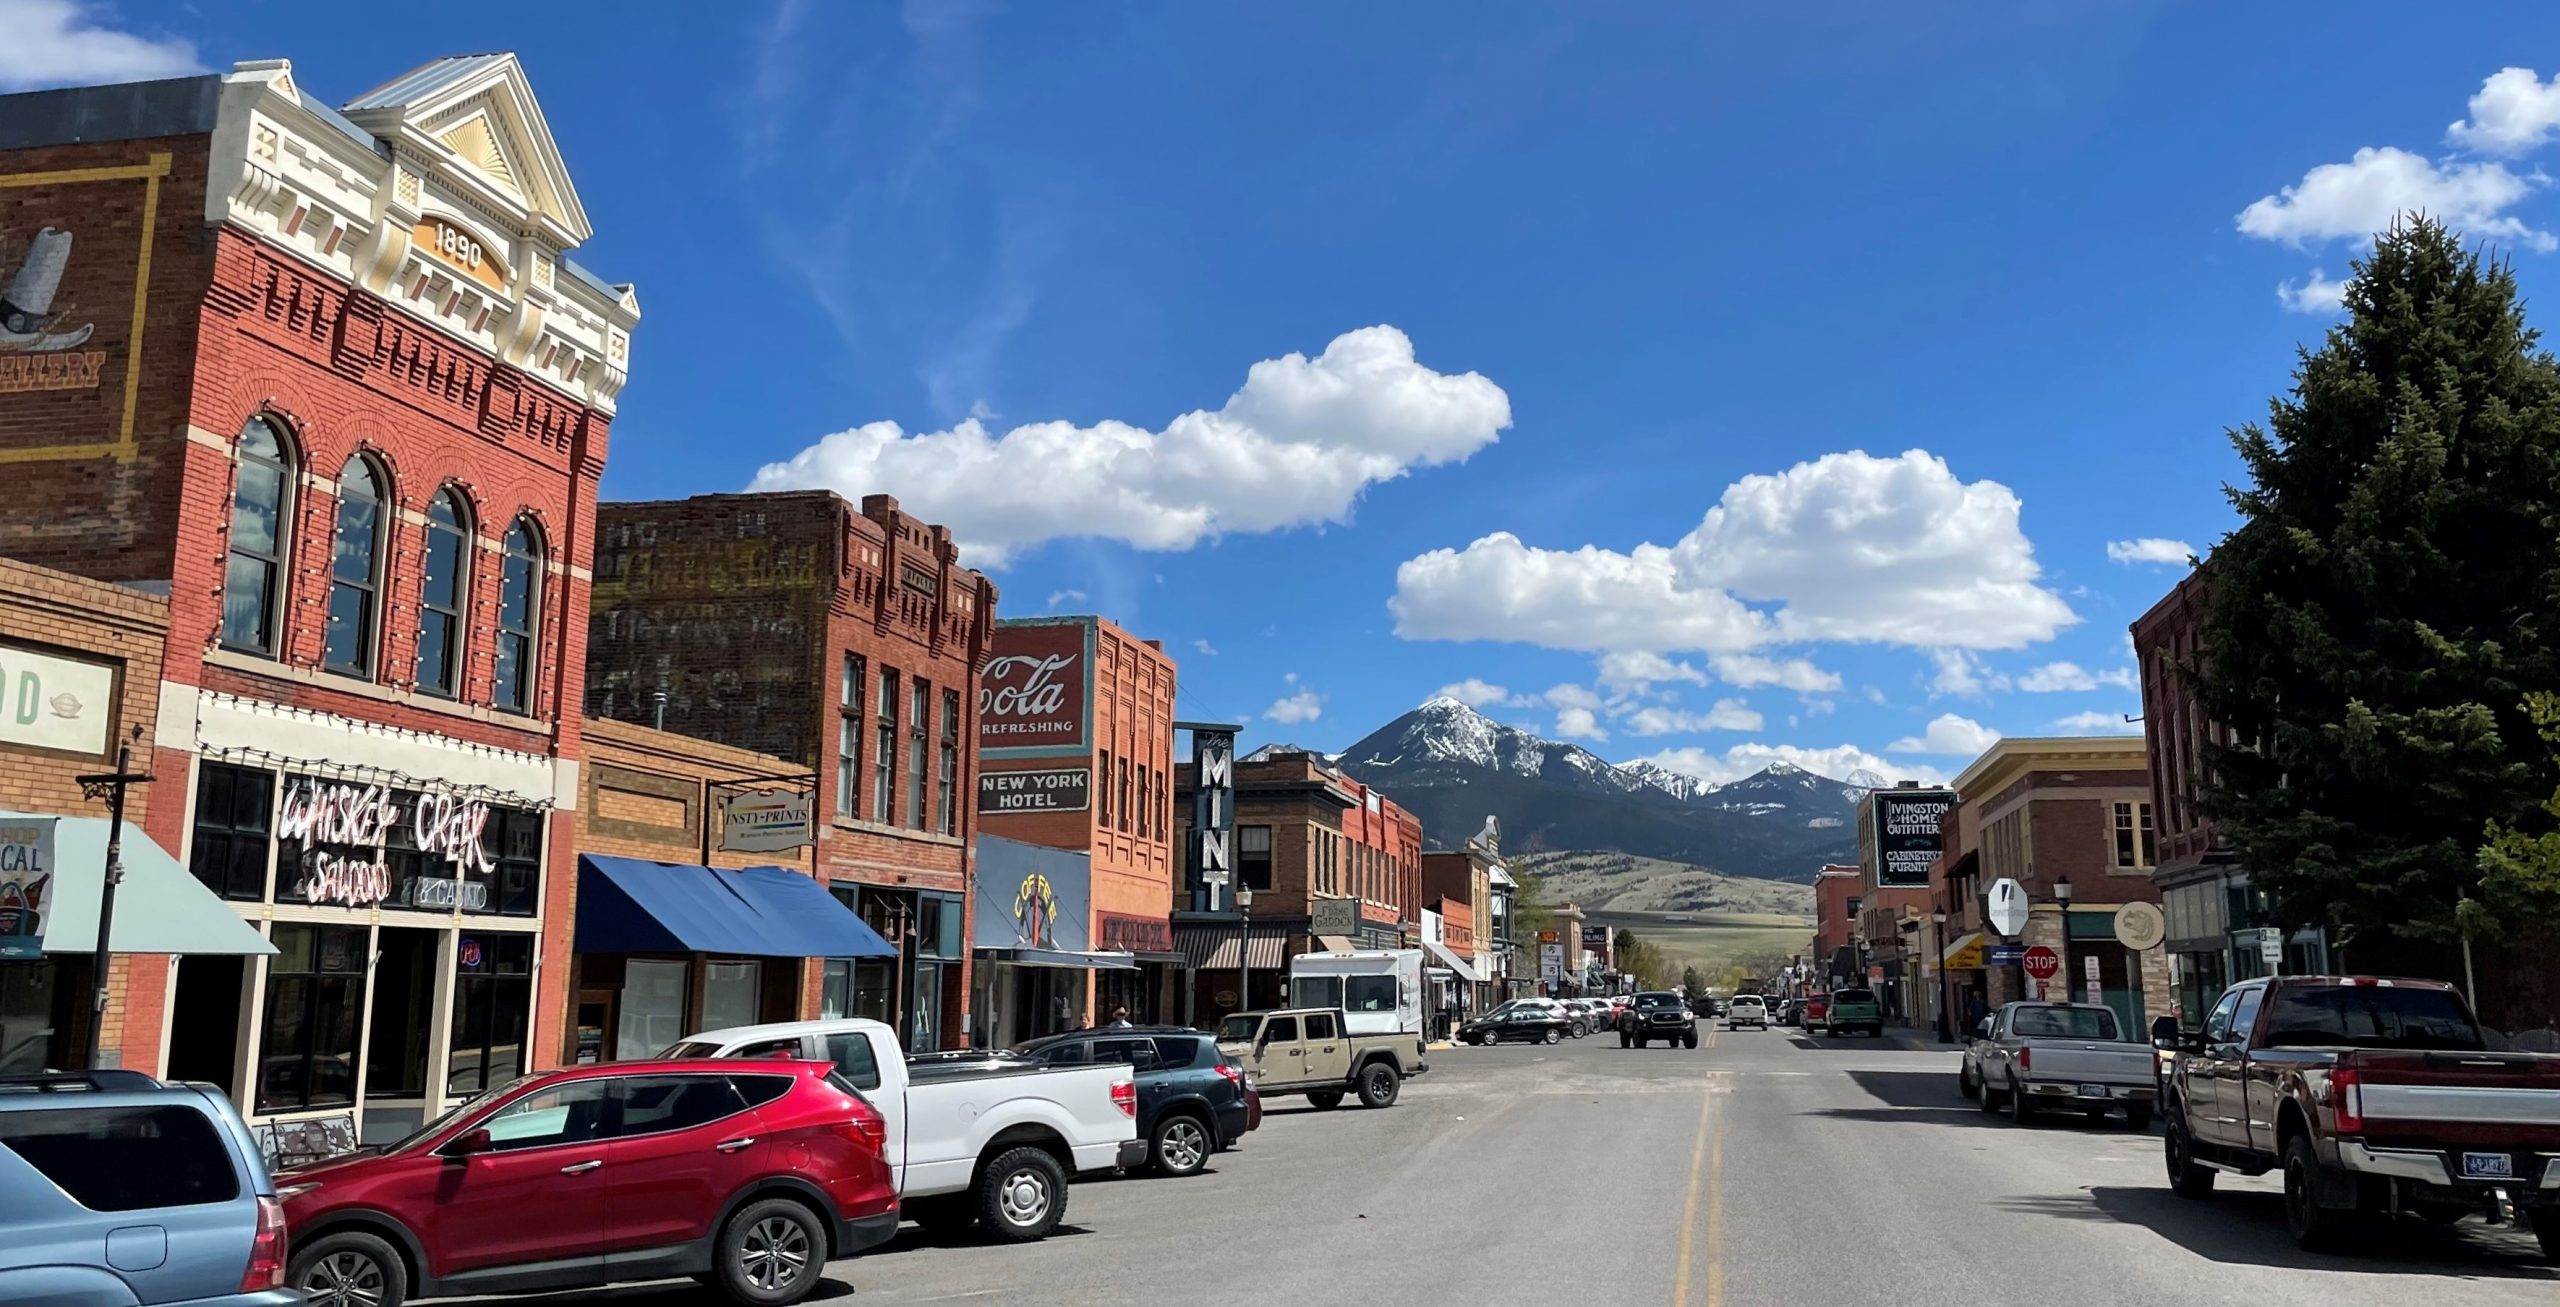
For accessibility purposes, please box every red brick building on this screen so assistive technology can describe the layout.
[585,490,997,1050]
[0,55,636,1146]
[1811,864,1861,982]
[976,615,1181,1036]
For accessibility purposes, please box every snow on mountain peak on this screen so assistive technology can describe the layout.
[1842,768,1891,791]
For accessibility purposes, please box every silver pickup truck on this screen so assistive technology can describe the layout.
[1961,1001,2157,1128]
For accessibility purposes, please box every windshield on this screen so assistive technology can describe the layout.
[2261,986,2484,1051]
[2011,1006,2123,1040]
[1634,993,1680,1008]
[659,1041,721,1059]
[1832,989,1877,1005]
[378,1076,530,1154]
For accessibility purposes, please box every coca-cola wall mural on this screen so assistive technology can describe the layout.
[980,619,1095,756]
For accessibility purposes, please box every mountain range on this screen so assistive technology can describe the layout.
[1327,696,1881,882]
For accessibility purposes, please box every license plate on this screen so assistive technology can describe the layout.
[2077,1083,2108,1098]
[2461,1152,2514,1180]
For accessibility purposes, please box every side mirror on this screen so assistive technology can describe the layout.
[446,1127,492,1160]
[2149,1016,2181,1047]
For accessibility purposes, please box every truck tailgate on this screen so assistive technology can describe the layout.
[2023,1042,2153,1084]
[2349,1050,2560,1149]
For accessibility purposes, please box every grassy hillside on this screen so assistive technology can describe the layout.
[1513,850,1816,917]
[1581,909,1815,985]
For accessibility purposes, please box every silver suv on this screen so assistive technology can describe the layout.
[0,1070,296,1306]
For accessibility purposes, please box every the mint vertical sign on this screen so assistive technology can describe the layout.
[1187,725,1237,913]
[0,817,56,959]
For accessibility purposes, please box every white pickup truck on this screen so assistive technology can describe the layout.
[1960,1000,2157,1128]
[664,1018,1145,1242]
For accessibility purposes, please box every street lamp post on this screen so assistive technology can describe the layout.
[1930,911,1949,1041]
[1236,885,1256,1016]
[2052,874,2074,1004]
[75,739,152,1070]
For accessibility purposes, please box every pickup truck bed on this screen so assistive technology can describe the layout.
[1965,1001,2156,1127]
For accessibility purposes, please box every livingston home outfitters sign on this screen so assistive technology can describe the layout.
[1872,787,1955,890]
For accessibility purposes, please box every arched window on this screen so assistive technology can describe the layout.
[221,417,292,654]
[323,455,388,676]
[493,516,543,713]
[415,488,472,696]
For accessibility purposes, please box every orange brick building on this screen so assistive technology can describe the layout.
[0,55,635,1149]
[977,615,1180,1033]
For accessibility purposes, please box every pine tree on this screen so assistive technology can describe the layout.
[2196,218,2560,950]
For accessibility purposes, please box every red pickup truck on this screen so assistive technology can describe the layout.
[2160,975,2560,1258]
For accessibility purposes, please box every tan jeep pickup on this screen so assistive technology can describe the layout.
[2161,975,2560,1258]
[1214,1007,1428,1109]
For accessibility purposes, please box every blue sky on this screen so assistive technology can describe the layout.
[25,1,2560,784]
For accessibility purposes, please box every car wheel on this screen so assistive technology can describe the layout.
[1634,1036,1648,1048]
[1542,1028,1561,1044]
[716,1197,824,1306]
[1307,1089,1344,1110]
[291,1230,409,1307]
[1618,1032,1631,1048]
[2282,1133,2357,1253]
[1958,1063,1978,1099]
[1357,1061,1401,1109]
[975,1146,1068,1242]
[1683,1032,1698,1049]
[2008,1076,2037,1124]
[2527,1206,2559,1262]
[1152,1112,1213,1177]
[2163,1108,2216,1197]
[1978,1075,2003,1114]
[2124,1104,2154,1131]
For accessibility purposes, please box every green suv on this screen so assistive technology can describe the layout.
[1823,987,1885,1038]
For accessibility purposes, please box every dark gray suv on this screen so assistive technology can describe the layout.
[0,1070,295,1306]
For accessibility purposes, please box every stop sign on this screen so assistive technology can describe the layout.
[2022,946,2061,981]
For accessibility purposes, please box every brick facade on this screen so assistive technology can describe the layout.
[586,491,997,1048]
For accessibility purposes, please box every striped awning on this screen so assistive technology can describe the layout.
[1172,921,1292,970]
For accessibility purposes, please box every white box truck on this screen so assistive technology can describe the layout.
[1286,948,1426,1037]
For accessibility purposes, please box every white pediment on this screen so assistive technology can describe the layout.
[340,53,593,244]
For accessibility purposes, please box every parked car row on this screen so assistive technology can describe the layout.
[1957,977,2560,1263]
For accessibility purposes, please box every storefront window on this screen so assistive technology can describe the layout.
[483,808,542,918]
[1239,825,1273,890]
[616,958,688,1060]
[702,961,760,1032]
[189,763,272,901]
[258,924,368,1113]
[821,960,853,1019]
[449,934,534,1095]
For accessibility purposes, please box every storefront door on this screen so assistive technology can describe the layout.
[616,959,688,1060]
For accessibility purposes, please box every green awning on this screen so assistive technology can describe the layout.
[2,813,275,957]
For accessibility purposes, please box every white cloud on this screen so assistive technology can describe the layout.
[1264,689,1323,725]
[2106,537,2194,567]
[1889,712,2002,756]
[1803,698,1836,716]
[2053,710,2142,735]
[1624,699,1764,736]
[2449,67,2560,156]
[1045,588,1085,610]
[1391,449,2074,654]
[1628,743,1947,788]
[751,325,1509,566]
[1543,683,1605,712]
[1927,649,2009,697]
[1596,651,1710,696]
[0,1,202,91]
[2236,146,2552,253]
[1191,639,1218,656]
[2277,268,2348,314]
[1709,653,1841,692]
[1553,706,1608,741]
[2017,661,2139,693]
[1435,678,1515,709]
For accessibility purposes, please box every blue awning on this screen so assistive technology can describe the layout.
[574,855,895,959]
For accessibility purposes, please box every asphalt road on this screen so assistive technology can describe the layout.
[462,1026,2557,1307]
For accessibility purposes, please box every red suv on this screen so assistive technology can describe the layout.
[277,1060,894,1307]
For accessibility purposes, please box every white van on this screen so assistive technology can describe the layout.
[1286,949,1425,1037]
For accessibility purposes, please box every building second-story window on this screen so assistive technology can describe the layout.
[1239,824,1273,891]
[222,417,292,655]
[837,655,866,816]
[2114,801,2157,869]
[874,667,898,824]
[1119,756,1132,833]
[938,688,959,835]
[1136,765,1150,839]
[908,679,929,830]
[1098,749,1114,827]
[493,517,544,713]
[323,455,388,676]
[414,489,471,696]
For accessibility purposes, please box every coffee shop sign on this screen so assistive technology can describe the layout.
[279,779,497,908]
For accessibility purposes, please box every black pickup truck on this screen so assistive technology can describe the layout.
[1619,991,1700,1049]
[2159,975,2560,1257]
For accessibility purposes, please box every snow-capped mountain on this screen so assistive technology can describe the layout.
[1242,742,1337,763]
[1331,697,1868,880]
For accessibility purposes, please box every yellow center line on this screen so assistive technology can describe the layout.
[1704,1110,1726,1307]
[1669,1080,1715,1305]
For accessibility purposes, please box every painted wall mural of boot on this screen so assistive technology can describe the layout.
[0,227,97,353]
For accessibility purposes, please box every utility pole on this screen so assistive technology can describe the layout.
[76,737,152,1070]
